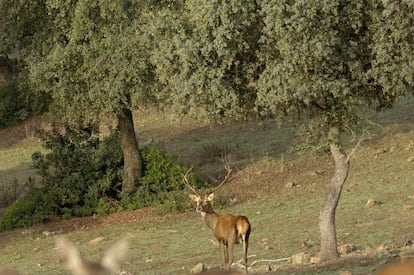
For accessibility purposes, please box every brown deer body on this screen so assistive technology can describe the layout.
[376,257,414,275]
[184,166,251,271]
[0,268,20,275]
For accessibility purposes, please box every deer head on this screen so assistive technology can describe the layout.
[183,165,232,213]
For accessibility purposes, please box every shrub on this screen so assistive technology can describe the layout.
[0,81,49,129]
[120,146,205,211]
[0,124,205,231]
[30,124,124,217]
[0,188,58,231]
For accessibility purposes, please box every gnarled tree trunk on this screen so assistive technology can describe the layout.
[319,127,349,262]
[118,107,143,195]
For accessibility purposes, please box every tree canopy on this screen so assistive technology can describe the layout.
[368,0,414,100]
[150,0,262,121]
[25,1,157,122]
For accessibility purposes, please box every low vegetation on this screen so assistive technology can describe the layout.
[0,98,413,274]
[0,123,204,231]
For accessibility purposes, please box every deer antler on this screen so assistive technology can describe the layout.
[209,164,232,194]
[182,167,201,196]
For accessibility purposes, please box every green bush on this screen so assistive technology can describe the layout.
[121,146,205,211]
[0,188,58,231]
[30,124,124,218]
[0,125,205,231]
[0,81,49,128]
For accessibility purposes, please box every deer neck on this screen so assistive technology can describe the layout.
[201,209,220,231]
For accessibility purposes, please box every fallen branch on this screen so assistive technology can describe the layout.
[236,254,257,264]
[250,257,291,266]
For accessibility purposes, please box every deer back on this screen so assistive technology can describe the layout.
[214,214,250,244]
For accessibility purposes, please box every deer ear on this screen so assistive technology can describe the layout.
[207,193,214,201]
[189,194,199,201]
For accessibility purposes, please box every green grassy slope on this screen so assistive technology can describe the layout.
[0,98,413,274]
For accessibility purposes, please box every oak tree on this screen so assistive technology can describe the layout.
[1,0,160,194]
[257,0,412,261]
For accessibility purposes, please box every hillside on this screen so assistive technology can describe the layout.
[0,98,413,274]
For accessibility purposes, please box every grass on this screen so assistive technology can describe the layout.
[0,98,413,274]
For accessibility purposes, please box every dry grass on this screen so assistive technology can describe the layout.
[0,98,413,274]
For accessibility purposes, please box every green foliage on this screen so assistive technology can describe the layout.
[0,81,48,128]
[0,125,204,230]
[0,188,58,231]
[18,0,159,124]
[150,0,262,121]
[257,0,413,136]
[30,124,124,217]
[121,146,205,212]
[258,1,366,131]
[368,1,414,100]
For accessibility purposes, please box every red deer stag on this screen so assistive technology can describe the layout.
[183,166,251,272]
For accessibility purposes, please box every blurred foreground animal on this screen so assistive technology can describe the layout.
[376,257,414,275]
[56,237,128,275]
[0,268,20,275]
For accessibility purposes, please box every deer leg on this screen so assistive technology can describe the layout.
[228,243,234,269]
[242,235,249,272]
[219,242,227,268]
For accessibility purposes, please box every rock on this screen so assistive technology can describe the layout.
[89,237,104,244]
[404,240,414,247]
[402,205,413,211]
[376,243,389,252]
[389,146,397,153]
[250,264,273,273]
[339,244,356,255]
[365,199,377,207]
[42,230,62,237]
[231,262,247,272]
[339,270,352,275]
[301,239,314,249]
[189,263,204,274]
[291,252,310,265]
[285,181,296,188]
[408,156,414,162]
[309,256,320,264]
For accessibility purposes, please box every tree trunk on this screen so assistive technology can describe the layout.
[118,107,143,195]
[319,127,349,262]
